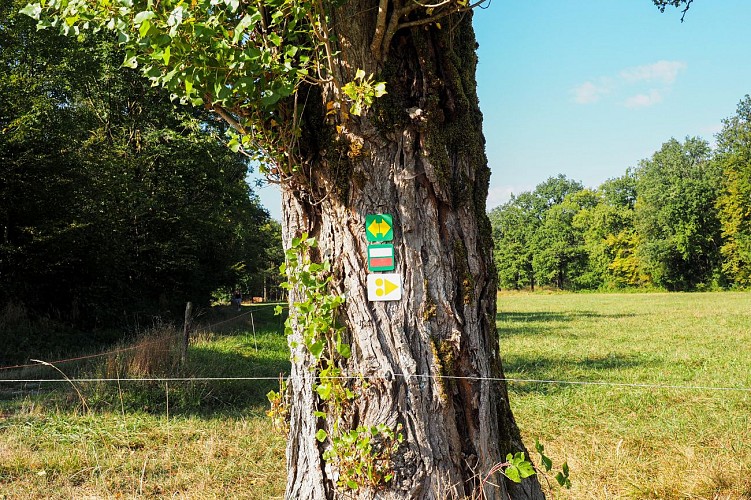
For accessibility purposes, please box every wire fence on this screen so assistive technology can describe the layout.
[1,301,749,395]
[0,303,282,372]
[1,374,750,393]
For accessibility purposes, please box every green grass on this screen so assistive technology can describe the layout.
[0,304,289,499]
[2,295,750,498]
[499,291,751,499]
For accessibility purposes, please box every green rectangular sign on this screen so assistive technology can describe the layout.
[367,244,395,271]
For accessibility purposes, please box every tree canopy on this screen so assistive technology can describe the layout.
[1,0,280,361]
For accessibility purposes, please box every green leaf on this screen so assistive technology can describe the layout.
[309,339,324,358]
[315,429,327,442]
[518,460,536,479]
[355,69,365,80]
[20,3,42,20]
[541,454,552,472]
[336,342,351,359]
[139,19,151,38]
[133,10,155,25]
[346,480,358,490]
[373,81,387,97]
[122,52,138,68]
[504,465,521,483]
[162,46,170,65]
[315,383,331,400]
[268,32,282,47]
[535,439,544,454]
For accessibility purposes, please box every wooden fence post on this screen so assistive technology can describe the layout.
[182,301,193,366]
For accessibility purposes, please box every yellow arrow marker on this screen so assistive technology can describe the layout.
[368,218,391,238]
[367,273,402,301]
[375,278,399,297]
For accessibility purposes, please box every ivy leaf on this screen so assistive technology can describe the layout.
[336,342,351,359]
[167,5,183,27]
[233,13,257,44]
[267,32,282,47]
[315,429,327,442]
[133,10,155,25]
[518,460,536,479]
[138,19,151,39]
[373,81,387,97]
[315,383,331,400]
[20,3,42,20]
[122,51,138,68]
[504,465,521,483]
[541,453,552,472]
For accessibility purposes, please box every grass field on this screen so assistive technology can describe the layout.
[498,292,751,499]
[1,293,750,499]
[0,305,289,499]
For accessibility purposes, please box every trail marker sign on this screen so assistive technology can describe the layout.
[367,274,402,301]
[365,214,393,242]
[367,244,395,271]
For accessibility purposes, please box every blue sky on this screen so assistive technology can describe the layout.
[253,0,751,218]
[475,0,751,209]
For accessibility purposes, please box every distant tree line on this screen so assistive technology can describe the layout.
[490,97,751,292]
[0,0,283,361]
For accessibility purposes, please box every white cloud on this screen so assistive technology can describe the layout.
[619,60,687,85]
[624,89,664,108]
[486,184,531,210]
[573,82,602,104]
[572,60,686,108]
[572,78,613,104]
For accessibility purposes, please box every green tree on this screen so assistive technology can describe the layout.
[715,96,751,287]
[531,190,594,290]
[25,0,544,497]
[635,137,722,290]
[490,176,583,291]
[489,193,538,290]
[573,172,646,289]
[1,1,271,329]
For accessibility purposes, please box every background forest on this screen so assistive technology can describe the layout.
[489,99,751,292]
[0,1,283,363]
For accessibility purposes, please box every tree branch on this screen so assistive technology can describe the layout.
[212,103,246,135]
[370,0,390,57]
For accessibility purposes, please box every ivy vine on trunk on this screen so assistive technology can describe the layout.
[25,0,550,497]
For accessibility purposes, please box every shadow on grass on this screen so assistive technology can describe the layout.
[501,353,660,396]
[497,310,638,337]
[196,304,287,336]
[0,305,292,420]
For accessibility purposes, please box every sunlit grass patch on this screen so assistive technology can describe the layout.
[499,291,751,499]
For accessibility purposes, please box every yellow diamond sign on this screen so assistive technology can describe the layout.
[365,214,393,242]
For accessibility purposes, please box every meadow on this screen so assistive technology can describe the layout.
[1,293,750,499]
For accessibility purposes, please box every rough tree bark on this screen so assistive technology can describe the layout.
[282,3,544,499]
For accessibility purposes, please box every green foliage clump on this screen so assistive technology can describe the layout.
[1,0,280,358]
[275,235,402,491]
[490,109,751,291]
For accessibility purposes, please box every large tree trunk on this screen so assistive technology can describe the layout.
[281,3,544,499]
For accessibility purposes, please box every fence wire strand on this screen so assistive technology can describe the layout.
[0,303,283,372]
[3,302,749,394]
[1,374,750,393]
